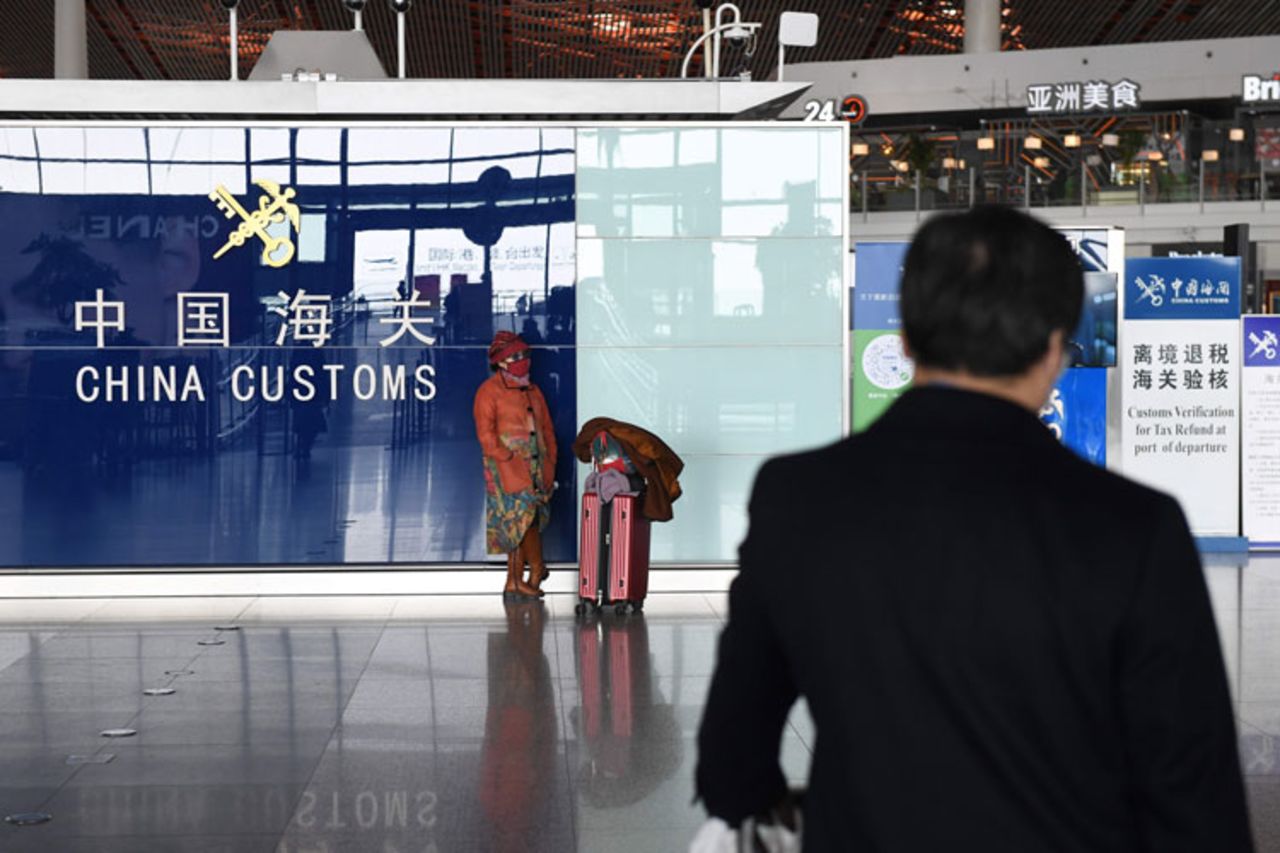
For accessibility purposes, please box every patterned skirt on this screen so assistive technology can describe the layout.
[484,450,551,555]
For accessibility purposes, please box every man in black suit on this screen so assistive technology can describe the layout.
[695,206,1252,851]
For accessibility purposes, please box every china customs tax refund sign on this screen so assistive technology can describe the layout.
[1121,256,1242,536]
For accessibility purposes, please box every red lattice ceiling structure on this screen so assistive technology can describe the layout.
[1,1,1278,81]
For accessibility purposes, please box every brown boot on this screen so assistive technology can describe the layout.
[521,526,549,595]
[503,549,538,601]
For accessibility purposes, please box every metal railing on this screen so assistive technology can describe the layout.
[850,116,1279,220]
[853,162,1276,220]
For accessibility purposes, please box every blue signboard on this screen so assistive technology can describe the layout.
[0,125,578,568]
[1244,316,1280,367]
[1041,368,1108,466]
[1125,256,1243,321]
[1068,272,1118,368]
[852,242,908,331]
[1041,228,1120,465]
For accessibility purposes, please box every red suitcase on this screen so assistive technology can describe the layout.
[578,491,605,612]
[577,490,650,615]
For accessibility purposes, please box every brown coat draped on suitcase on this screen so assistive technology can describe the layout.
[572,418,684,522]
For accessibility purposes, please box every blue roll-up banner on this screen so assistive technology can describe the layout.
[1040,368,1108,466]
[852,242,907,331]
[1121,256,1242,536]
[1039,229,1119,466]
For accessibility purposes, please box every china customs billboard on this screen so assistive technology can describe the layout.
[0,125,577,567]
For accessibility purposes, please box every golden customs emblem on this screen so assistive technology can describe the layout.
[209,179,301,269]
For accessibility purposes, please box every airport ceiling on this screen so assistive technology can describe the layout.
[2,0,1279,81]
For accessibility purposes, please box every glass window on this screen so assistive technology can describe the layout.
[2,127,37,158]
[34,127,85,160]
[0,159,40,193]
[40,161,87,194]
[84,162,149,195]
[299,213,327,263]
[85,127,148,161]
[149,127,244,164]
[353,229,409,303]
[251,127,290,163]
[297,128,341,163]
[297,165,340,185]
[348,127,451,163]
[575,125,847,562]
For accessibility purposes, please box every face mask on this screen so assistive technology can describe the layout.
[505,357,532,378]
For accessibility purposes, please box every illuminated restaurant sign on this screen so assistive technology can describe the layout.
[1026,80,1141,115]
[1243,74,1280,104]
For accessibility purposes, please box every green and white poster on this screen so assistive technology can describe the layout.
[851,242,912,431]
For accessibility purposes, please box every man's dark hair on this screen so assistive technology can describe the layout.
[900,205,1084,377]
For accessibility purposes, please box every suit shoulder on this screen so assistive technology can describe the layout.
[1050,445,1181,520]
[753,439,852,492]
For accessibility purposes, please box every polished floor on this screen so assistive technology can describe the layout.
[0,558,1275,851]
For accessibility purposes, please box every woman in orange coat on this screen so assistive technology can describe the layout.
[474,331,557,600]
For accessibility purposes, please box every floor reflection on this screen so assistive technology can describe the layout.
[1,572,1279,851]
[479,603,558,852]
[570,614,682,812]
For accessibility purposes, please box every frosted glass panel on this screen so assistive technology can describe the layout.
[578,237,843,347]
[577,347,842,456]
[720,201,844,238]
[577,127,845,239]
[575,125,847,563]
[648,454,762,563]
[720,128,844,205]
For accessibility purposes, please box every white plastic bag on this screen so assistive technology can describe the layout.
[689,818,738,853]
[689,813,803,853]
